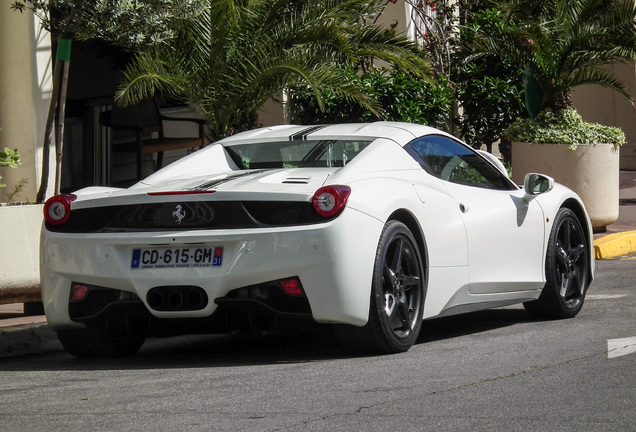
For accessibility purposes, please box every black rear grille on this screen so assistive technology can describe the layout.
[242,202,323,226]
[215,278,312,316]
[68,283,145,322]
[46,201,328,233]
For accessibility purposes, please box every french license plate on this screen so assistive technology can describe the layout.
[131,246,223,269]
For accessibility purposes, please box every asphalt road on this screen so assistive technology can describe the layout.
[1,258,634,432]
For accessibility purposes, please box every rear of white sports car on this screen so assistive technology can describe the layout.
[41,180,380,326]
[40,127,403,357]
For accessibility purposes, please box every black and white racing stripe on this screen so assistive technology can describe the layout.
[289,125,327,141]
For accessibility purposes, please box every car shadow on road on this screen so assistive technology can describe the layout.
[416,307,533,344]
[0,307,534,372]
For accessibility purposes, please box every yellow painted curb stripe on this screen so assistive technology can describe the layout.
[593,230,636,259]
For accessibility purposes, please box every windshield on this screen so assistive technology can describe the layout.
[223,139,372,170]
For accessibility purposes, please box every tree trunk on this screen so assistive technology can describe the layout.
[551,90,573,112]
[35,58,62,204]
[36,35,72,203]
[54,60,70,195]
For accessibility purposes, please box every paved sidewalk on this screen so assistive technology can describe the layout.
[0,303,61,358]
[2,171,635,358]
[593,170,636,258]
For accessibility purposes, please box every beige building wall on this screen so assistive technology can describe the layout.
[375,0,412,69]
[572,63,636,170]
[0,1,53,202]
[378,0,410,35]
[258,97,286,127]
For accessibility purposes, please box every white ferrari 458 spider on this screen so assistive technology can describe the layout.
[41,122,594,357]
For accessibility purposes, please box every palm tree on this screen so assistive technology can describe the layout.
[116,0,431,140]
[466,0,636,115]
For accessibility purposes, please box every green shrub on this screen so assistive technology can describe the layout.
[0,147,21,188]
[453,8,526,154]
[290,67,453,129]
[502,108,626,149]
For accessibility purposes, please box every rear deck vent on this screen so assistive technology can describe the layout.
[282,176,311,184]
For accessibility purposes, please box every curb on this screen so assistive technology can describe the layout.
[0,323,62,358]
[593,230,636,259]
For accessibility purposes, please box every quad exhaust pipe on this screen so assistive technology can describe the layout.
[147,286,208,311]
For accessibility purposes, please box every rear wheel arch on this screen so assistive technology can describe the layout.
[387,209,429,271]
[335,219,426,353]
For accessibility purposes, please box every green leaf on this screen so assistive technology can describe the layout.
[116,0,431,139]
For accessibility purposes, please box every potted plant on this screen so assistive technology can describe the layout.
[466,0,636,231]
[0,147,42,307]
[504,108,624,231]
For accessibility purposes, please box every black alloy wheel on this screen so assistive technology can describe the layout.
[336,220,425,353]
[524,208,590,319]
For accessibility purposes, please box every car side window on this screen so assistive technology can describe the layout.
[405,135,515,191]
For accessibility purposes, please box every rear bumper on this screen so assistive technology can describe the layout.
[41,209,383,330]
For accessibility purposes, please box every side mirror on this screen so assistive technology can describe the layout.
[524,173,554,195]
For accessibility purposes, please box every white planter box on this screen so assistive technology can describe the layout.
[0,204,43,304]
[512,142,620,231]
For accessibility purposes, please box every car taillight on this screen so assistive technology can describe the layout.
[312,185,351,218]
[71,284,90,302]
[280,278,303,296]
[43,194,76,226]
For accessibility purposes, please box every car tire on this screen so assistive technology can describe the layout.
[335,221,425,354]
[57,321,146,358]
[524,208,590,319]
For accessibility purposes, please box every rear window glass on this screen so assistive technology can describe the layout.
[223,140,372,170]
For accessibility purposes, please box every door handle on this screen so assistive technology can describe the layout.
[459,203,469,213]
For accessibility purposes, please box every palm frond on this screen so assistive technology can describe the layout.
[465,0,636,111]
[117,0,430,137]
[115,53,189,106]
